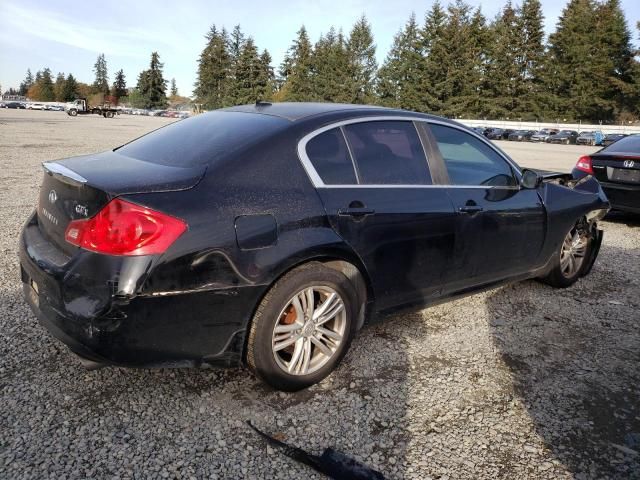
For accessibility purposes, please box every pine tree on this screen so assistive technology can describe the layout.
[376,13,425,110]
[235,37,261,104]
[258,49,275,101]
[517,0,546,118]
[484,2,522,118]
[111,69,127,97]
[346,15,377,103]
[54,72,66,101]
[19,69,34,96]
[61,74,78,101]
[93,53,109,95]
[311,28,351,102]
[595,0,636,119]
[279,26,314,101]
[137,52,168,109]
[194,25,232,109]
[170,78,178,97]
[420,1,451,113]
[39,68,55,101]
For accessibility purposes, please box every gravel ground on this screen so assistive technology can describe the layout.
[1,109,639,479]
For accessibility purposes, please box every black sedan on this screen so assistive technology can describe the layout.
[549,130,579,144]
[4,101,26,109]
[573,134,640,213]
[507,130,535,141]
[602,133,627,147]
[19,103,609,391]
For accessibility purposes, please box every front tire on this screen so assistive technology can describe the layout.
[246,263,358,391]
[68,109,77,116]
[540,223,593,288]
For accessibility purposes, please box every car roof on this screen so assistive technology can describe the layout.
[222,102,444,123]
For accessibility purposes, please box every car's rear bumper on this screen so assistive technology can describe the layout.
[19,215,266,368]
[600,182,640,213]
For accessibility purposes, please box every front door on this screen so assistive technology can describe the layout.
[302,120,457,311]
[425,123,546,290]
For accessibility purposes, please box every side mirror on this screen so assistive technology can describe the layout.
[520,169,542,189]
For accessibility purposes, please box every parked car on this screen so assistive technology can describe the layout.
[19,103,609,391]
[576,131,597,146]
[602,133,627,147]
[573,134,639,214]
[530,129,559,142]
[486,128,505,140]
[3,101,26,109]
[482,127,496,137]
[549,130,579,144]
[507,130,536,141]
[47,105,64,111]
[27,103,45,110]
[471,127,485,135]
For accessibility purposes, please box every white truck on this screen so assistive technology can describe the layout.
[65,94,119,118]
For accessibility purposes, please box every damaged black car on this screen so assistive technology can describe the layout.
[19,103,610,391]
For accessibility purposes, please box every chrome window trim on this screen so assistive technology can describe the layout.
[296,115,522,189]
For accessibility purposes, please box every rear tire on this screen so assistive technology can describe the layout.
[246,263,358,391]
[539,222,593,288]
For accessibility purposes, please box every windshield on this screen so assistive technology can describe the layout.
[116,111,289,167]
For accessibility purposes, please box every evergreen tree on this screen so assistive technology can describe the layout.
[61,74,78,101]
[19,69,34,96]
[420,1,449,113]
[311,28,351,102]
[194,25,232,109]
[170,78,178,96]
[517,0,546,118]
[258,49,275,101]
[376,13,425,110]
[137,52,168,109]
[93,53,109,94]
[279,26,314,101]
[111,69,127,97]
[346,15,377,103]
[54,72,66,102]
[39,68,55,101]
[484,2,522,118]
[235,38,262,104]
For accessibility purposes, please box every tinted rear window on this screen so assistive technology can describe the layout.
[604,135,640,154]
[306,128,357,185]
[116,111,289,167]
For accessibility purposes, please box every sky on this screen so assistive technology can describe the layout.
[1,0,639,98]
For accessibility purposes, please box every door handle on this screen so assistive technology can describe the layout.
[338,207,375,217]
[458,206,483,214]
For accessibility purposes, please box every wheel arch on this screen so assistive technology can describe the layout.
[241,251,375,365]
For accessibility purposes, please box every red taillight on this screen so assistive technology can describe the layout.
[64,198,187,256]
[575,155,593,175]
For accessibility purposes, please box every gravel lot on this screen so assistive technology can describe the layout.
[1,109,639,479]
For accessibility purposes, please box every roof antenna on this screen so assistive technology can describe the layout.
[256,98,272,107]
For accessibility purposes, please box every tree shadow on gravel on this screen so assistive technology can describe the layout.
[486,244,640,479]
[603,210,640,228]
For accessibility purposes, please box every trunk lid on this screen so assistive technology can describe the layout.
[37,151,206,255]
[591,153,640,184]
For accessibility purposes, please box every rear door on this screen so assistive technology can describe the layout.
[424,123,546,290]
[300,120,457,311]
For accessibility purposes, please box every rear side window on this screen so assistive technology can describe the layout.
[429,124,517,187]
[604,135,640,154]
[343,121,431,185]
[305,128,357,185]
[116,111,289,167]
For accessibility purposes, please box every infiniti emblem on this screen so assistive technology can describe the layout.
[48,190,57,204]
[623,160,635,168]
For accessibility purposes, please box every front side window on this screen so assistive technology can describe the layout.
[429,124,517,187]
[305,128,357,185]
[343,121,432,185]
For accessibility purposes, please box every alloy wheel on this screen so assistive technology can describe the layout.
[560,229,588,278]
[271,286,346,376]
